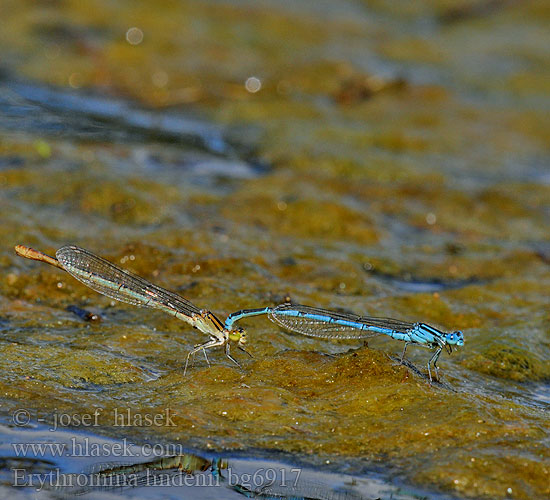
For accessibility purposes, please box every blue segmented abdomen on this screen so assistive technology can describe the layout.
[224,307,271,330]
[268,304,415,341]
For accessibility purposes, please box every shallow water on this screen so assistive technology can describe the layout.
[0,421,449,499]
[1,0,549,499]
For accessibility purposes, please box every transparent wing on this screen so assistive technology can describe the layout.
[56,245,202,317]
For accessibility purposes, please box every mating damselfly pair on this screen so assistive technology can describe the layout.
[15,244,463,381]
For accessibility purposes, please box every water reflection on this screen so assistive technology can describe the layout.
[231,481,370,499]
[0,72,267,181]
[59,453,375,499]
[0,422,440,500]
[56,453,226,496]
[3,76,228,154]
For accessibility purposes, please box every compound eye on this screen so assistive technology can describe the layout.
[453,331,464,343]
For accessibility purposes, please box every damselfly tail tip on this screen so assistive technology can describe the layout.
[14,244,32,257]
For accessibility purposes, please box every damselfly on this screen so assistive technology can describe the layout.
[15,244,248,373]
[58,453,227,494]
[225,303,463,381]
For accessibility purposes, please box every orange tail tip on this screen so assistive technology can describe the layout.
[14,244,65,270]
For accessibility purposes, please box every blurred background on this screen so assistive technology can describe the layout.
[1,1,549,499]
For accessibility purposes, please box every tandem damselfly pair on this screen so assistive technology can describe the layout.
[15,244,463,379]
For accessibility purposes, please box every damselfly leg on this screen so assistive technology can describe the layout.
[183,337,225,376]
[427,347,443,382]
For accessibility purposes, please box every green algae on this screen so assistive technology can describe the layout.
[1,149,549,498]
[0,343,143,386]
[1,0,550,499]
[222,191,379,245]
[2,335,548,498]
[464,345,550,382]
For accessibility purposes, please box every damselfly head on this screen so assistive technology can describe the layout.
[228,327,247,345]
[445,330,464,346]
